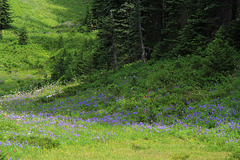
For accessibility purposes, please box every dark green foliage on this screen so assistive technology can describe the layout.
[51,44,94,82]
[152,0,185,59]
[172,0,219,56]
[230,149,240,160]
[82,7,94,32]
[92,21,113,69]
[8,135,60,149]
[152,41,173,60]
[114,2,138,64]
[0,151,6,160]
[201,28,238,81]
[90,0,239,71]
[51,48,72,82]
[91,0,145,68]
[58,35,64,48]
[18,27,28,45]
[173,29,207,56]
[225,18,240,51]
[0,0,13,39]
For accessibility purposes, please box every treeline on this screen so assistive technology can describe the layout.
[50,0,240,83]
[87,0,240,69]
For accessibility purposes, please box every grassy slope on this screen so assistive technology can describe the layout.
[0,57,239,159]
[0,0,94,95]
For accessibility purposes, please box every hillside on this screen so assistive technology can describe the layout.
[0,57,240,159]
[0,0,94,96]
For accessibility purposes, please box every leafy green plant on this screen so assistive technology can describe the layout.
[0,150,7,160]
[230,149,240,160]
[9,135,60,149]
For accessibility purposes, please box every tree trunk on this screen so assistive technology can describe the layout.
[137,0,146,64]
[180,1,187,29]
[162,0,165,29]
[154,0,164,42]
[110,10,118,71]
[232,0,238,21]
[218,0,233,26]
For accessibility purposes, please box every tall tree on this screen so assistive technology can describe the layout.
[90,0,240,67]
[0,0,13,39]
[152,0,185,59]
[137,0,146,63]
[91,0,119,70]
[110,10,118,70]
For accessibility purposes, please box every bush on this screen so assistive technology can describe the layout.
[2,79,20,94]
[51,48,73,82]
[8,135,60,149]
[152,40,173,60]
[230,149,240,160]
[0,150,7,160]
[51,46,94,83]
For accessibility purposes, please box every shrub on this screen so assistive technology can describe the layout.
[8,136,60,149]
[152,40,174,60]
[230,149,240,160]
[0,150,7,160]
[51,48,72,82]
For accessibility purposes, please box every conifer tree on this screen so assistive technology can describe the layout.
[136,0,146,63]
[91,0,240,65]
[114,2,140,64]
[18,27,28,45]
[152,0,185,59]
[0,0,13,39]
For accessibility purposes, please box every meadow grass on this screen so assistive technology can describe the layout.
[0,109,233,160]
[1,53,239,159]
[0,68,239,159]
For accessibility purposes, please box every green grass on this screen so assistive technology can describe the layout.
[0,0,95,96]
[0,62,239,159]
[0,112,233,160]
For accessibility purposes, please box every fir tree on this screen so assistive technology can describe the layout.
[0,0,13,39]
[18,27,28,45]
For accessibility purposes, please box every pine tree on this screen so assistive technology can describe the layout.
[202,27,238,80]
[140,0,164,55]
[0,0,13,39]
[152,0,185,59]
[18,27,28,45]
[91,0,125,70]
[114,2,140,64]
[136,0,146,63]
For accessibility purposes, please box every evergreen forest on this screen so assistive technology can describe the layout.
[0,0,240,159]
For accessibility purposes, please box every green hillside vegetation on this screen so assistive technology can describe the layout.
[0,0,94,96]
